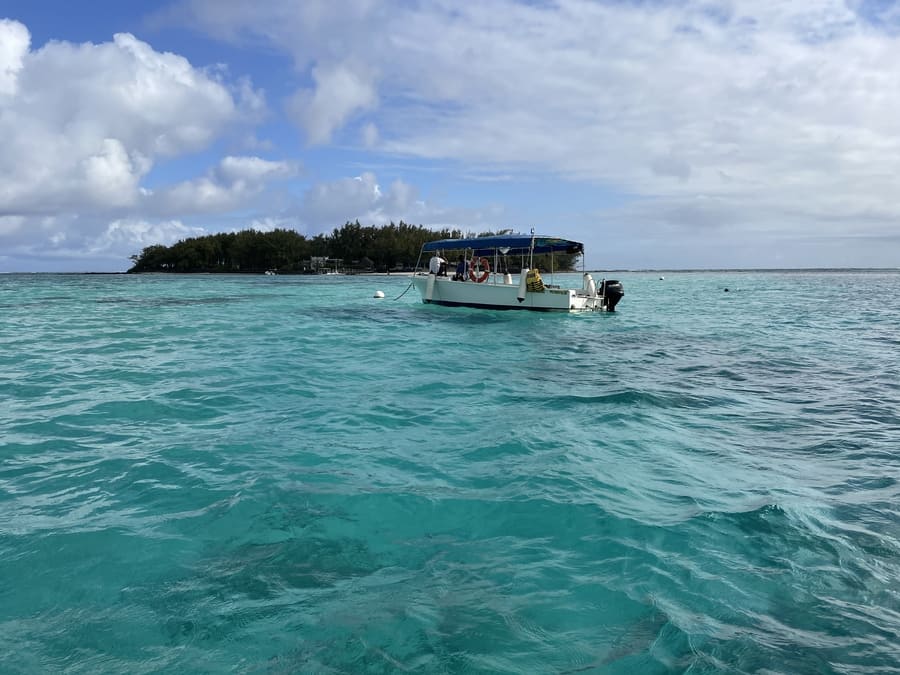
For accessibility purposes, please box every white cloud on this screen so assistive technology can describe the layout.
[91,219,207,257]
[80,138,144,208]
[150,156,295,214]
[296,171,495,232]
[302,172,390,224]
[0,24,250,217]
[153,0,383,72]
[0,18,29,95]
[287,62,378,144]
[7,2,900,270]
[216,155,294,183]
[0,21,279,269]
[153,2,384,143]
[174,0,900,259]
[0,213,207,272]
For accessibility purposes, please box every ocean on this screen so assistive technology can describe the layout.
[1,271,898,673]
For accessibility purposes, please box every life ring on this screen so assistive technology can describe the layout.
[468,256,490,283]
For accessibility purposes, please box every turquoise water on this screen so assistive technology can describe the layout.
[2,271,899,673]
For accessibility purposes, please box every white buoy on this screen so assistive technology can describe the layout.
[373,290,385,298]
[517,269,529,303]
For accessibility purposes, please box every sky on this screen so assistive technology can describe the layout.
[2,0,900,272]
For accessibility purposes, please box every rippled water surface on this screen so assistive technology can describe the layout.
[2,271,899,673]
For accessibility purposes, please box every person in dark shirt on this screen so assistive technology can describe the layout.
[453,255,467,281]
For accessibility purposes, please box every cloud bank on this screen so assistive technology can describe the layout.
[0,20,275,269]
[168,0,900,266]
[5,0,900,270]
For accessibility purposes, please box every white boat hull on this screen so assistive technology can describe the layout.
[412,274,608,312]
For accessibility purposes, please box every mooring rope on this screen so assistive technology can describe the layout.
[393,279,414,300]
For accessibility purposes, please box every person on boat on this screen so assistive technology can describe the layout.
[453,254,467,281]
[429,252,447,276]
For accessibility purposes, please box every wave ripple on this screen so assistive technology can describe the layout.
[2,272,899,672]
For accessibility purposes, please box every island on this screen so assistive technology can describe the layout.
[127,221,578,274]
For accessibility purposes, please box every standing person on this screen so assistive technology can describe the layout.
[429,251,447,275]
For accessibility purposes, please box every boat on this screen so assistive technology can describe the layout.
[411,232,624,312]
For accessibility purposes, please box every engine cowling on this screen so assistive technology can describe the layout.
[600,279,624,311]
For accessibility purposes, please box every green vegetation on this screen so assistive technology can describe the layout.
[127,221,578,273]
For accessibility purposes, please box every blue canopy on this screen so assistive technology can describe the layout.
[422,234,584,256]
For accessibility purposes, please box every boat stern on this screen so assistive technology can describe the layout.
[599,279,624,311]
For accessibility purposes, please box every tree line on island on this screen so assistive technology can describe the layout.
[127,221,578,274]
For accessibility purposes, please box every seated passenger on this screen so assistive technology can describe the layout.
[453,255,467,281]
[526,268,545,292]
[429,252,447,276]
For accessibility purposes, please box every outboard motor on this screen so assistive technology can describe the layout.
[599,279,624,311]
